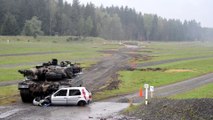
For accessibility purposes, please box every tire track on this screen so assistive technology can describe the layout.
[104,73,213,103]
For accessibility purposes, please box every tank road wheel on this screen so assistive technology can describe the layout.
[20,89,34,103]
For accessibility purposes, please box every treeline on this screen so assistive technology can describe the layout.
[0,0,212,41]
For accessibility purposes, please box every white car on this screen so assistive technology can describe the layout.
[33,87,92,106]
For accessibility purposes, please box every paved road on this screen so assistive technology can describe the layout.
[0,102,129,120]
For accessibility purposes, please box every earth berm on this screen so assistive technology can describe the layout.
[106,98,213,120]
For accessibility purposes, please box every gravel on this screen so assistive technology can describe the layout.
[124,98,213,120]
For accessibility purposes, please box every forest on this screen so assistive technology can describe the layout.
[0,0,213,41]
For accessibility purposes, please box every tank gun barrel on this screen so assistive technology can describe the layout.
[18,70,34,76]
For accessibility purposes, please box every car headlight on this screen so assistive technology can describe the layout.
[18,84,29,89]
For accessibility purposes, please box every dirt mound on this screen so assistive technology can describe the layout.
[138,67,166,71]
[124,98,213,120]
[126,67,166,71]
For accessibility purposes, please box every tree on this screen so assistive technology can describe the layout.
[77,17,85,36]
[22,16,43,38]
[0,0,208,41]
[71,0,81,35]
[1,13,19,35]
[150,15,158,41]
[143,14,153,41]
[109,14,124,40]
[84,16,93,36]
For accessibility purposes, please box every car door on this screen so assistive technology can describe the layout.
[51,89,68,105]
[67,89,81,105]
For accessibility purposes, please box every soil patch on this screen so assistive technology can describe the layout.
[126,67,166,72]
[93,74,121,93]
[139,50,153,53]
[99,50,118,54]
[102,54,112,57]
[124,98,213,120]
[138,67,166,71]
[165,69,194,73]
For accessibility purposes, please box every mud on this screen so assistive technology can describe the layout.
[1,102,130,120]
[75,48,132,92]
[104,74,121,91]
[165,69,194,73]
[1,47,213,119]
[137,67,166,71]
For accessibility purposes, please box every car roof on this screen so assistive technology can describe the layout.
[60,87,85,90]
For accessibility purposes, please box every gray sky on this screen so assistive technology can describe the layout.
[65,0,213,28]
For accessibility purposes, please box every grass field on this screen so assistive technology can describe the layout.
[0,36,122,104]
[0,36,121,82]
[138,42,213,63]
[170,83,213,99]
[93,41,213,100]
[0,67,29,82]
[1,36,213,103]
[0,85,19,105]
[94,56,213,100]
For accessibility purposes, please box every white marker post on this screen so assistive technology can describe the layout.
[144,84,149,105]
[150,86,154,98]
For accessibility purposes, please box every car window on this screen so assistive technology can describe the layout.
[54,89,67,96]
[69,89,81,96]
[85,88,90,93]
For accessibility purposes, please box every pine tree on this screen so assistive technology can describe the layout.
[1,13,19,35]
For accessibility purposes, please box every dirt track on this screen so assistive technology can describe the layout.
[104,73,213,103]
[74,48,131,91]
[0,46,213,120]
[1,71,213,120]
[1,48,212,87]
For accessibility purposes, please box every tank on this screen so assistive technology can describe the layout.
[18,59,83,103]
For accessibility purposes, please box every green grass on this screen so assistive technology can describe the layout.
[0,66,30,82]
[0,85,19,105]
[0,85,18,97]
[0,36,122,81]
[170,83,213,99]
[1,37,213,101]
[138,42,213,63]
[94,58,213,100]
[0,52,100,65]
[122,104,140,114]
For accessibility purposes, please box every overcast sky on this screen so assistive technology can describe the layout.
[65,0,213,28]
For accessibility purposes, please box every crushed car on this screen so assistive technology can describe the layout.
[33,87,92,106]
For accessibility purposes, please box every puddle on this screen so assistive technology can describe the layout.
[0,108,23,119]
[19,102,130,120]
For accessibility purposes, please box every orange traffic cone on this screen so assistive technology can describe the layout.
[139,87,143,97]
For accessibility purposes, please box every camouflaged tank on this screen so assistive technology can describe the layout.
[18,59,83,103]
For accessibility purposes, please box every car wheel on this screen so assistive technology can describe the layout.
[41,101,51,107]
[78,101,86,106]
[87,100,91,104]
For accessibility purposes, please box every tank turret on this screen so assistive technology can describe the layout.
[18,59,83,103]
